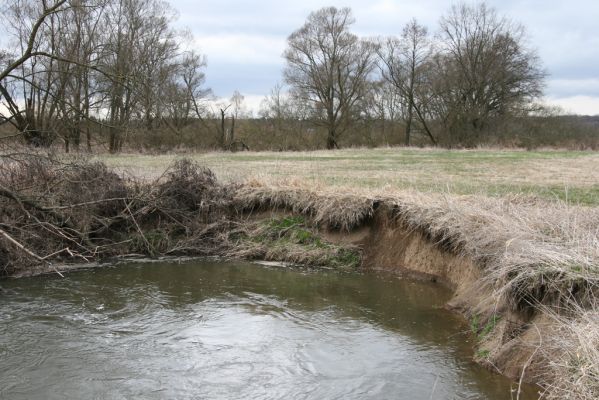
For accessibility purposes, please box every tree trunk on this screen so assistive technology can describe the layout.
[109,102,120,153]
[413,102,437,146]
[326,127,338,149]
[84,75,91,152]
[109,126,119,153]
[405,99,413,146]
[86,125,91,152]
[230,115,235,147]
[220,109,226,149]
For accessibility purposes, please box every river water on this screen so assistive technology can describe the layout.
[0,261,538,399]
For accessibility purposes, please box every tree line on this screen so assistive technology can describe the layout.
[0,0,211,152]
[0,1,596,151]
[280,4,544,149]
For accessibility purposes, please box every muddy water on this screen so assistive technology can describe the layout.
[0,261,538,399]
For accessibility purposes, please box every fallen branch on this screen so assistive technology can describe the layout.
[45,197,129,210]
[123,200,153,255]
[0,227,64,277]
[0,183,67,221]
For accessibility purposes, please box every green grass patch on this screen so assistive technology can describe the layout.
[269,216,305,230]
[476,349,491,359]
[243,216,362,270]
[471,314,501,342]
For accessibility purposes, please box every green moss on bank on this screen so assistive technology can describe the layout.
[231,215,362,270]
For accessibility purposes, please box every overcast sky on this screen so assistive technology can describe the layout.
[171,0,599,115]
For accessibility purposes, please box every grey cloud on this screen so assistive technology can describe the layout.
[172,0,599,113]
[548,79,599,99]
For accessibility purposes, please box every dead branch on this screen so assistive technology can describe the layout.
[0,228,45,262]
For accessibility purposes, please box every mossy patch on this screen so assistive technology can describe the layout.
[235,216,362,270]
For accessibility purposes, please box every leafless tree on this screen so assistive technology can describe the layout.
[181,50,212,124]
[1,0,211,152]
[157,50,212,144]
[217,104,230,149]
[435,2,545,146]
[0,0,71,146]
[259,83,316,150]
[378,20,437,146]
[228,90,244,144]
[361,79,403,146]
[284,7,377,149]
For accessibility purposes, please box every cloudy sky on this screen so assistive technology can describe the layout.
[171,0,599,115]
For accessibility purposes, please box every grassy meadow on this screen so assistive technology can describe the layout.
[98,147,599,205]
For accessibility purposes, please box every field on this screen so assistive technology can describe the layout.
[98,148,599,205]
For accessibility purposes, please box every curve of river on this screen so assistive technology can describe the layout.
[0,260,538,399]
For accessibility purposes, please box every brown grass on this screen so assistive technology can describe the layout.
[233,178,599,397]
[97,148,599,205]
[542,305,599,400]
[235,182,599,304]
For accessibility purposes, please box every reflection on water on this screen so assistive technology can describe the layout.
[0,261,538,399]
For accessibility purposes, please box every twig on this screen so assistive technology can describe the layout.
[0,227,64,277]
[50,265,65,278]
[123,200,153,255]
[45,197,128,210]
[0,183,68,222]
[0,228,45,262]
[517,322,543,400]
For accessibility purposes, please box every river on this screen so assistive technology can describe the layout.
[0,260,538,399]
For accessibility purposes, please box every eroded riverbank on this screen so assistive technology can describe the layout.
[1,158,597,398]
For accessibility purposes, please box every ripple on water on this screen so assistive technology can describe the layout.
[0,261,539,400]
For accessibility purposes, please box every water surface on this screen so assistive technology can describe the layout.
[0,261,538,399]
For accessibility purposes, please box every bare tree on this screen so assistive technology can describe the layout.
[260,83,291,148]
[1,0,211,152]
[0,0,120,150]
[0,0,68,83]
[0,0,70,146]
[217,104,230,149]
[379,20,436,146]
[157,50,212,144]
[284,7,377,149]
[259,83,287,125]
[97,0,196,152]
[228,90,244,144]
[361,79,404,146]
[436,2,545,146]
[181,50,211,124]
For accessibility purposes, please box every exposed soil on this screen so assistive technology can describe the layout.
[339,206,549,384]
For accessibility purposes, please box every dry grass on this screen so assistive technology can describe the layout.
[232,177,599,398]
[97,147,599,205]
[542,306,599,400]
[234,182,599,306]
[235,183,375,231]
